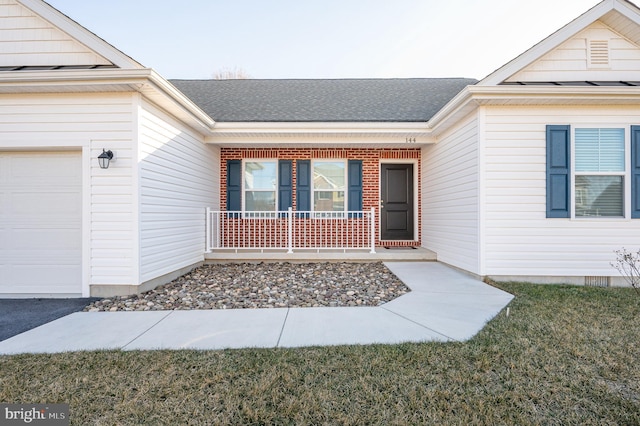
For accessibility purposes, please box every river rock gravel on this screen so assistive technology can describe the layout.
[84,262,410,312]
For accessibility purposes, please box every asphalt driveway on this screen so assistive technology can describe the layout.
[0,298,98,342]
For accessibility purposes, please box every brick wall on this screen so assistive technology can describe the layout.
[220,148,421,247]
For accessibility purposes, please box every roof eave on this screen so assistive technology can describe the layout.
[0,69,215,136]
[428,85,640,136]
[206,121,434,145]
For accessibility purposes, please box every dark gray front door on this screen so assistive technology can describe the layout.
[380,163,414,240]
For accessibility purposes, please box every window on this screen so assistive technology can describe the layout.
[312,161,346,212]
[228,158,362,215]
[546,125,640,219]
[244,161,277,211]
[574,128,625,217]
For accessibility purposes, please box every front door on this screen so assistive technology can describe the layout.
[380,163,414,240]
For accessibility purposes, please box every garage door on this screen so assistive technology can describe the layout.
[0,151,82,296]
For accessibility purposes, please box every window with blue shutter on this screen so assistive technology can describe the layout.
[546,125,571,218]
[632,126,640,218]
[574,128,625,217]
[296,160,311,214]
[278,160,292,212]
[226,159,241,211]
[348,160,363,217]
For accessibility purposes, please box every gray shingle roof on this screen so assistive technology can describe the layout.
[169,78,477,122]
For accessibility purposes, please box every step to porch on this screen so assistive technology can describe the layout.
[204,247,437,263]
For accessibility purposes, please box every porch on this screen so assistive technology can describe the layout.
[205,208,436,262]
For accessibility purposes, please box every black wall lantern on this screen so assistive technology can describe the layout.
[98,149,114,169]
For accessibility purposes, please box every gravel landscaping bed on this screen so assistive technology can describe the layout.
[84,262,410,312]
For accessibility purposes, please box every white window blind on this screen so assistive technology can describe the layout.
[575,128,624,172]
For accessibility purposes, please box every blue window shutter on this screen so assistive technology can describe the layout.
[546,125,571,218]
[278,160,292,211]
[348,160,363,212]
[226,160,241,211]
[632,126,640,218]
[296,160,311,211]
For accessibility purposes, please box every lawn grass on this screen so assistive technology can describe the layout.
[1,282,639,425]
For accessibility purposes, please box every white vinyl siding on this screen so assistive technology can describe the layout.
[139,100,218,284]
[0,93,137,293]
[0,0,112,67]
[423,112,480,274]
[506,21,640,82]
[483,105,640,278]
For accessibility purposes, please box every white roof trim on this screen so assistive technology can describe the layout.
[478,0,640,86]
[0,68,214,135]
[427,84,640,135]
[208,121,432,142]
[18,0,143,69]
[212,122,429,133]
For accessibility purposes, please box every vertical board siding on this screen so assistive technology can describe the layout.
[484,105,640,277]
[0,0,112,66]
[139,100,218,283]
[0,92,137,286]
[423,112,480,273]
[506,21,640,82]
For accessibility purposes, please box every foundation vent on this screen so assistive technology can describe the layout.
[585,276,610,287]
[588,39,610,68]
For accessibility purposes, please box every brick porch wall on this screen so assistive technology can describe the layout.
[220,148,421,247]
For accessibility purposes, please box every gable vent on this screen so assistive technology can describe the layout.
[588,39,610,68]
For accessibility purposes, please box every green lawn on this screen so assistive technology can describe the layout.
[1,282,639,425]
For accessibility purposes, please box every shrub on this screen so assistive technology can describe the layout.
[611,248,640,293]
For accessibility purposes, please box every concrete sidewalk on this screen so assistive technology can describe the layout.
[0,262,514,355]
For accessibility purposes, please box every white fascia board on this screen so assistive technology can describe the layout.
[466,84,640,101]
[428,84,640,134]
[146,70,216,129]
[478,0,626,86]
[0,68,215,135]
[425,86,476,132]
[211,121,430,134]
[206,122,434,145]
[18,0,144,69]
[207,121,432,141]
[0,68,151,84]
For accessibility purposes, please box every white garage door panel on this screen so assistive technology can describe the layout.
[0,151,82,296]
[1,264,80,292]
[10,191,81,215]
[12,228,81,250]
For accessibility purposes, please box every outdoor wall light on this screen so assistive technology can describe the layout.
[98,149,114,169]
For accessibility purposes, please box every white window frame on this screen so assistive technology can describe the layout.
[242,159,278,216]
[311,159,348,218]
[571,126,630,219]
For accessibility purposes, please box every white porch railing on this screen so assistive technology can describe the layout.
[206,207,376,253]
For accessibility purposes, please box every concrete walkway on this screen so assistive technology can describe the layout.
[0,263,513,355]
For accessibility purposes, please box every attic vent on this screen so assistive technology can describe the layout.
[588,39,610,68]
[585,276,610,287]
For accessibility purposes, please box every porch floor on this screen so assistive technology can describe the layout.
[204,247,437,262]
